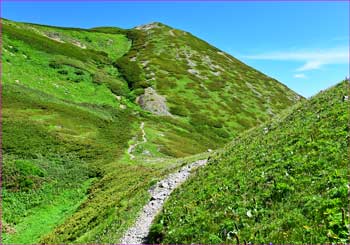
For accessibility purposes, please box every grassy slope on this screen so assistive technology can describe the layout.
[128,22,303,156]
[2,19,147,243]
[149,81,350,244]
[1,19,211,243]
[2,18,305,243]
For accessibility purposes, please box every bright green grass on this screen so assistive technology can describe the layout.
[2,34,123,107]
[2,81,134,243]
[149,81,349,244]
[4,19,131,60]
[40,152,209,243]
[3,180,93,244]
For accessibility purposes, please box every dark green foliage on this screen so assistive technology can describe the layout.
[113,56,146,89]
[89,26,128,35]
[111,28,149,90]
[57,69,68,75]
[3,158,46,191]
[93,71,129,96]
[49,56,89,71]
[149,81,350,244]
[207,80,226,91]
[133,88,145,96]
[169,106,188,117]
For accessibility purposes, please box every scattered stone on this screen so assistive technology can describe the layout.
[107,39,114,45]
[44,32,65,43]
[210,71,221,76]
[263,127,269,134]
[141,60,150,67]
[142,150,151,156]
[127,122,147,160]
[188,68,200,75]
[342,95,349,102]
[207,149,212,152]
[187,59,197,67]
[246,210,253,218]
[120,159,208,244]
[3,223,16,234]
[135,22,161,31]
[119,104,126,110]
[130,56,137,62]
[71,40,86,49]
[159,182,168,188]
[15,79,20,84]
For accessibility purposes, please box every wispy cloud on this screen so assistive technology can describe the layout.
[297,61,323,71]
[294,73,306,79]
[244,47,348,71]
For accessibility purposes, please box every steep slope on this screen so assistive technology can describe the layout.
[149,80,349,244]
[124,22,302,156]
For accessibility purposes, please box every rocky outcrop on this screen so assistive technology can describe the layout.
[136,87,171,116]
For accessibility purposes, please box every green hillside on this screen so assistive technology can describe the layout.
[2,18,303,244]
[120,22,302,156]
[148,80,350,244]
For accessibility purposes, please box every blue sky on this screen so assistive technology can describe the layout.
[2,1,349,97]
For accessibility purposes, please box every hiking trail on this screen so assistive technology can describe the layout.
[120,159,208,244]
[127,122,147,160]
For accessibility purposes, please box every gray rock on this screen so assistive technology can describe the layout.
[136,87,171,116]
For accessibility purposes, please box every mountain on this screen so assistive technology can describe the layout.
[2,18,302,243]
[117,22,303,156]
[148,80,349,244]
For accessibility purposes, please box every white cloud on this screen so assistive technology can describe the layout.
[294,73,306,79]
[244,47,349,71]
[296,61,322,71]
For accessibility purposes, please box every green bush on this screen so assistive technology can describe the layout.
[113,56,143,89]
[134,80,151,89]
[169,106,188,117]
[15,159,46,177]
[93,71,129,96]
[133,88,145,96]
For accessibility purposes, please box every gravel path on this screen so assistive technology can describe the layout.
[120,159,208,244]
[127,122,147,160]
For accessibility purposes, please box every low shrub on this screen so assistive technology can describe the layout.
[113,56,143,89]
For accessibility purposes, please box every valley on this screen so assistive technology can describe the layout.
[1,17,348,244]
